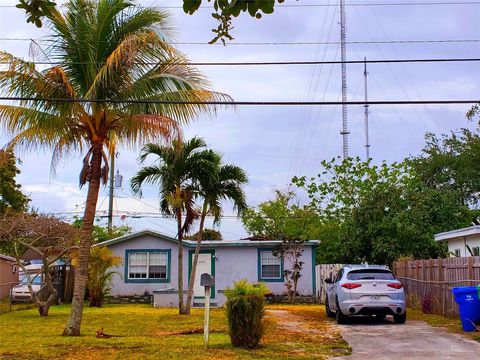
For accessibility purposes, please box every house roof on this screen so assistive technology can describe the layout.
[95,229,319,248]
[434,225,480,242]
[0,253,16,262]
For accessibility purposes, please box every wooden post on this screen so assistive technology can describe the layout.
[203,285,211,349]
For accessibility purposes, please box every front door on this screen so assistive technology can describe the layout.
[189,250,215,299]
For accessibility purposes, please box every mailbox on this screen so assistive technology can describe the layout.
[200,273,215,287]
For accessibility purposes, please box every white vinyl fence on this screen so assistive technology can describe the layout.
[315,264,343,303]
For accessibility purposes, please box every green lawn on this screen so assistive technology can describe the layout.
[0,304,349,359]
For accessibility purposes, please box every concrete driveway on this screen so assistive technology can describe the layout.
[334,316,480,360]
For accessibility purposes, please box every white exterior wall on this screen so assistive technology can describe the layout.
[446,235,480,257]
[104,233,317,306]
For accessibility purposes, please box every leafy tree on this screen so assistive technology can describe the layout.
[0,212,79,316]
[186,157,247,313]
[1,0,228,336]
[183,0,283,44]
[87,246,122,307]
[131,137,219,314]
[185,228,223,241]
[242,190,320,241]
[293,157,473,265]
[0,150,29,215]
[19,1,285,43]
[410,127,480,209]
[72,217,131,244]
[15,0,56,27]
[241,191,318,300]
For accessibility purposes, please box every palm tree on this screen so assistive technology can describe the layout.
[0,0,229,335]
[131,137,219,314]
[185,160,247,313]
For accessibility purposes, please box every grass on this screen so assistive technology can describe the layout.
[0,298,35,314]
[408,308,480,343]
[0,303,348,360]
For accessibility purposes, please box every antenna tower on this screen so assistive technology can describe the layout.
[340,0,349,158]
[363,57,371,160]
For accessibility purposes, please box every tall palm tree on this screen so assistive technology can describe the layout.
[0,0,229,335]
[131,137,219,314]
[185,160,247,313]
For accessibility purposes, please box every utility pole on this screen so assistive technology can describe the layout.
[107,153,115,232]
[340,0,349,159]
[363,57,371,160]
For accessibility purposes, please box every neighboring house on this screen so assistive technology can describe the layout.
[434,225,480,257]
[96,229,318,306]
[0,254,19,299]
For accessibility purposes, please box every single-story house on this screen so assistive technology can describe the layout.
[434,225,480,257]
[96,229,318,306]
[0,253,19,299]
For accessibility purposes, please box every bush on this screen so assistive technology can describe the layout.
[224,279,269,349]
[421,292,433,314]
[87,247,122,307]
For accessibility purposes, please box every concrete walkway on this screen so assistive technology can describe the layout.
[334,317,480,360]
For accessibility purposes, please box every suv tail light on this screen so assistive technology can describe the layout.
[387,283,403,289]
[341,283,362,289]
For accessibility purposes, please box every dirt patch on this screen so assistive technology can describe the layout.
[265,306,351,357]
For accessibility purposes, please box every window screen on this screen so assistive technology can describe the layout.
[129,252,148,279]
[149,252,167,279]
[128,251,168,280]
[472,247,480,256]
[260,251,281,279]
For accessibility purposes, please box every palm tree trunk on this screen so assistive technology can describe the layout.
[63,143,103,336]
[185,202,208,314]
[177,207,186,314]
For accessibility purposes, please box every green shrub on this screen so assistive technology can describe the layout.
[87,247,122,307]
[225,279,269,349]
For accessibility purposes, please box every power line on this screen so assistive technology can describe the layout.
[0,96,477,106]
[0,38,478,45]
[1,1,479,8]
[1,57,478,66]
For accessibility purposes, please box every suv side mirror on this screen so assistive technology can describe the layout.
[324,277,333,284]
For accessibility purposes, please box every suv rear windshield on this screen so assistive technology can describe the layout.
[347,269,395,280]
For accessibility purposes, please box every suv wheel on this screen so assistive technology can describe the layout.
[335,298,349,324]
[393,312,406,324]
[325,296,335,318]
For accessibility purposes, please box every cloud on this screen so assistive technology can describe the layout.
[0,0,478,238]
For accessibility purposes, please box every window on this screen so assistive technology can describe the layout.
[258,250,283,281]
[472,247,480,256]
[126,250,170,282]
[347,269,395,281]
[334,269,344,283]
[454,249,461,257]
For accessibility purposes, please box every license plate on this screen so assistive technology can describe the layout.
[370,296,381,300]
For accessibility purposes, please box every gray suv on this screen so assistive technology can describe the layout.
[325,265,406,324]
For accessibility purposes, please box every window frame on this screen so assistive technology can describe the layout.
[472,246,480,257]
[454,249,461,257]
[257,248,284,282]
[125,249,171,283]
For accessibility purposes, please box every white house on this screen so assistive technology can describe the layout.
[95,229,319,307]
[434,225,480,257]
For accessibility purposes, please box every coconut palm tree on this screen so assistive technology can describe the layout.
[185,160,247,313]
[130,137,219,314]
[0,0,229,335]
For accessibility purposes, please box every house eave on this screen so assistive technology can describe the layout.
[94,229,320,248]
[434,225,480,242]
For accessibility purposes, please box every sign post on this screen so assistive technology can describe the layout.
[201,273,215,349]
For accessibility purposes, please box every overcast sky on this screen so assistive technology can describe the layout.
[0,0,479,239]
